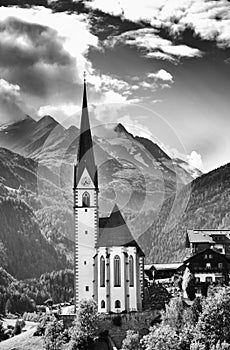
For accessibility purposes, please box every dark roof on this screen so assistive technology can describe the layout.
[97,204,144,256]
[183,247,230,264]
[74,80,98,189]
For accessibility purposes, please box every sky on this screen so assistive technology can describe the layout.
[0,1,230,173]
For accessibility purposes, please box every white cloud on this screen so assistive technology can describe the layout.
[0,79,20,100]
[187,150,203,170]
[0,7,98,76]
[106,28,202,61]
[0,79,26,124]
[169,147,203,171]
[148,69,173,82]
[88,0,230,48]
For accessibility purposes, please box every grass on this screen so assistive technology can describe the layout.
[0,328,43,350]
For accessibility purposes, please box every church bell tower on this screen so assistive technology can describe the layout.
[73,75,99,310]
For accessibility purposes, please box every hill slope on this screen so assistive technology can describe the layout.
[138,162,230,263]
[0,148,73,279]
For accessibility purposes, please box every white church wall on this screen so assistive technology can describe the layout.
[109,247,126,313]
[75,170,98,306]
[127,247,138,311]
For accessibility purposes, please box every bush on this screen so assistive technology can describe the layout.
[121,330,141,350]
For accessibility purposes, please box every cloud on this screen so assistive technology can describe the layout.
[106,28,202,61]
[0,79,26,124]
[0,7,98,120]
[148,69,173,82]
[187,150,203,171]
[169,147,203,171]
[88,0,230,49]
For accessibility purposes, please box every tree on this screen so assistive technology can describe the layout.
[69,299,99,350]
[141,324,181,350]
[162,296,185,332]
[44,318,65,350]
[196,287,230,347]
[121,330,141,350]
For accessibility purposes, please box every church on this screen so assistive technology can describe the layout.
[73,78,145,313]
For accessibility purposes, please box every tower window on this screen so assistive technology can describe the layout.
[101,300,105,309]
[82,192,90,207]
[114,255,121,287]
[84,261,87,265]
[129,255,134,287]
[100,256,105,287]
[115,300,121,309]
[85,230,88,234]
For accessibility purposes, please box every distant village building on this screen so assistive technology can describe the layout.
[73,78,144,313]
[144,263,182,284]
[186,229,230,257]
[180,248,229,285]
[145,230,230,297]
[183,229,230,290]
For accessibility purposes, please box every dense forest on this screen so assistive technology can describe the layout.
[0,268,74,315]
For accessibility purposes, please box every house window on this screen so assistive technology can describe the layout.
[206,263,211,269]
[85,230,88,235]
[209,254,213,259]
[206,277,212,283]
[114,255,121,287]
[85,286,89,291]
[115,300,121,309]
[205,254,208,259]
[100,256,105,287]
[195,277,200,283]
[129,255,134,287]
[84,261,87,265]
[82,192,90,207]
[101,300,105,309]
[218,263,223,269]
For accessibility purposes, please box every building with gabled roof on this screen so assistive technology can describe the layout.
[186,229,230,257]
[73,78,144,313]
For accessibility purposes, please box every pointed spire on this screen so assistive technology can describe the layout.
[74,73,98,189]
[83,71,87,109]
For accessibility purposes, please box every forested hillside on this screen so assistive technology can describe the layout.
[0,148,73,279]
[0,268,74,315]
[139,162,230,263]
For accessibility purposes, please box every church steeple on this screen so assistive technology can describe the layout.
[74,74,98,189]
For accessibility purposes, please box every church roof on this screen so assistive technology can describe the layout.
[97,204,144,256]
[74,78,98,189]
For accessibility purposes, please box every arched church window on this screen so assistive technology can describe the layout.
[114,255,121,287]
[101,300,105,309]
[115,300,121,309]
[129,255,134,287]
[100,256,105,287]
[82,192,90,207]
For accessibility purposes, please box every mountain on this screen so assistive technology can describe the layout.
[138,162,230,263]
[0,147,73,279]
[0,116,203,277]
[172,158,203,179]
[0,116,200,216]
